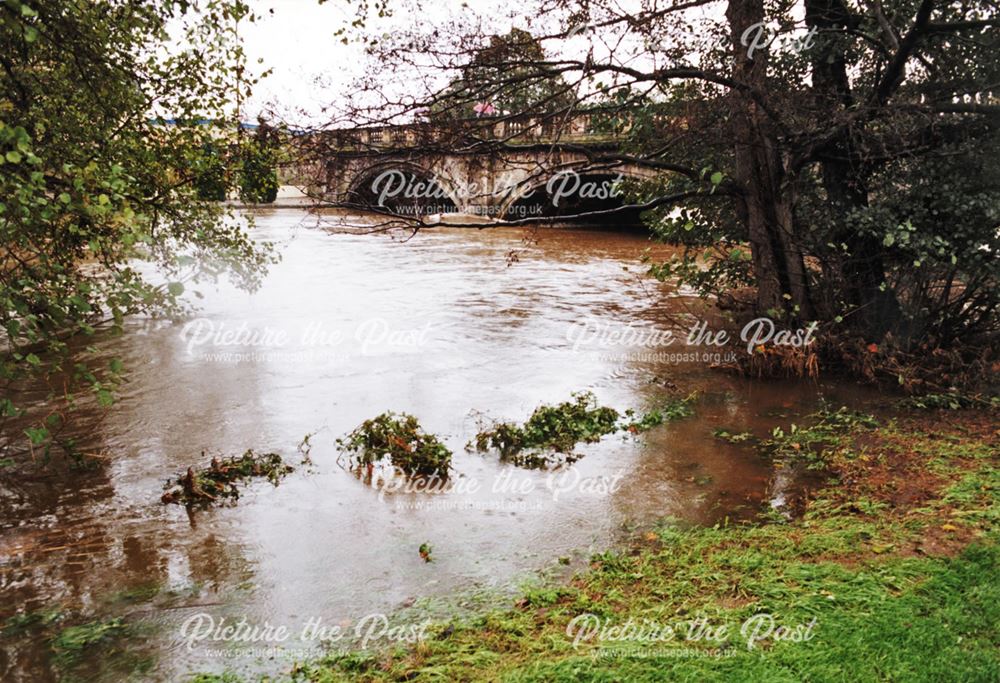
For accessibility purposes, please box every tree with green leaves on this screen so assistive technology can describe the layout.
[239,118,282,204]
[0,0,273,458]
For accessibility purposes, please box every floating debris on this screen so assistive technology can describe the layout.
[472,391,697,467]
[621,393,697,432]
[336,412,452,478]
[472,392,619,464]
[713,428,755,444]
[161,450,293,507]
[418,543,433,562]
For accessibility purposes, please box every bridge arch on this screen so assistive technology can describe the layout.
[498,167,657,225]
[344,161,462,216]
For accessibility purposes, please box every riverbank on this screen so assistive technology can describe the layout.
[283,406,998,682]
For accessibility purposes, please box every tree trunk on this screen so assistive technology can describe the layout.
[805,0,901,339]
[726,0,814,321]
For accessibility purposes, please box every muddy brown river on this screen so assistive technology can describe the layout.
[0,210,878,681]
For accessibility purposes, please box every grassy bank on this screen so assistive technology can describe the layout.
[280,408,999,682]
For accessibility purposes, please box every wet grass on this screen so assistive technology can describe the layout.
[282,407,999,682]
[3,601,160,679]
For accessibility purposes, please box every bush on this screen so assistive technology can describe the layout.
[337,412,452,477]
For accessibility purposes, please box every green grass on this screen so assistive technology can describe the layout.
[507,544,1000,682]
[289,537,999,682]
[281,410,999,682]
[2,608,63,636]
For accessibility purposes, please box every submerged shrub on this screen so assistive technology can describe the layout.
[472,391,696,467]
[161,450,293,506]
[337,412,452,477]
[473,392,620,460]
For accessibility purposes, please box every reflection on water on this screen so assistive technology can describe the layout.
[1,210,873,681]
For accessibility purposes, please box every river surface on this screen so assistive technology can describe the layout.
[0,210,875,681]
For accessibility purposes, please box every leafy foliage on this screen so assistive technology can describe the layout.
[51,617,128,667]
[194,142,229,201]
[898,392,999,411]
[712,405,879,469]
[712,428,754,444]
[621,393,697,432]
[472,392,620,463]
[238,119,281,203]
[337,412,453,477]
[0,0,274,458]
[472,392,696,467]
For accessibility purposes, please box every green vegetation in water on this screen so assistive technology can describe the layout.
[621,393,697,432]
[898,391,999,411]
[283,409,999,682]
[472,392,696,467]
[51,617,128,667]
[298,431,316,465]
[712,428,754,443]
[759,406,878,468]
[109,582,162,605]
[471,392,620,467]
[3,609,63,637]
[187,674,243,683]
[337,412,452,478]
[418,543,433,563]
[713,405,879,469]
[161,450,293,506]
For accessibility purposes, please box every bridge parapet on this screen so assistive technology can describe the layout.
[290,110,670,223]
[322,111,622,152]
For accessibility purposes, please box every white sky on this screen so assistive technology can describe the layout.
[239,0,540,124]
[228,0,744,125]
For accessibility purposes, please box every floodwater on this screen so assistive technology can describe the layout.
[0,210,874,681]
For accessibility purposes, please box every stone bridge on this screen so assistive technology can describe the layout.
[291,114,663,224]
